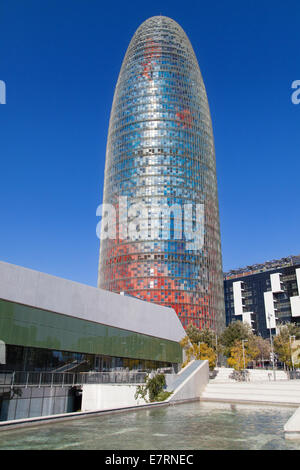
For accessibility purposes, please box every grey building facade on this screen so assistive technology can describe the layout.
[0,260,186,421]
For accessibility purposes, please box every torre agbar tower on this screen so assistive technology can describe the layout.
[98,16,225,332]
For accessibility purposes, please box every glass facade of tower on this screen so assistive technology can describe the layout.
[98,16,225,331]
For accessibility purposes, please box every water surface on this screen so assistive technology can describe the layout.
[0,402,299,450]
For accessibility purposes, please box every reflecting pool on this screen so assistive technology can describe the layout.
[0,402,300,450]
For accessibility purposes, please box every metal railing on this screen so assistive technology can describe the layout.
[0,370,148,388]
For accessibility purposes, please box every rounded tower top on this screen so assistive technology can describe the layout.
[124,15,198,67]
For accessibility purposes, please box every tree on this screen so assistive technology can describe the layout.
[196,343,217,370]
[180,337,217,370]
[273,323,300,370]
[248,335,271,366]
[227,340,258,372]
[273,334,292,369]
[227,342,247,372]
[220,321,253,357]
[184,324,202,345]
[280,322,300,339]
[185,324,217,350]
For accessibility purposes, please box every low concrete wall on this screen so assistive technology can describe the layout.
[165,374,177,389]
[81,384,147,411]
[82,362,209,411]
[168,360,209,402]
[284,407,300,440]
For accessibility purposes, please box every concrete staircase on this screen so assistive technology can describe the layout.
[202,368,300,405]
[210,367,288,383]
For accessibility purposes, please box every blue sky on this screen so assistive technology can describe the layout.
[0,0,299,286]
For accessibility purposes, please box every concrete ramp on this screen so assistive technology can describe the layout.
[284,407,300,440]
[167,360,209,403]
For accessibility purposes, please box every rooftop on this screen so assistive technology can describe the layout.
[224,254,300,280]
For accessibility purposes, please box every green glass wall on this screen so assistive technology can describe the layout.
[0,300,182,363]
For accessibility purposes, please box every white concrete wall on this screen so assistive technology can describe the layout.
[169,360,209,402]
[291,268,300,318]
[284,407,300,440]
[296,268,300,293]
[264,291,277,328]
[270,273,283,293]
[242,311,253,328]
[81,384,148,411]
[291,296,300,318]
[233,281,253,328]
[82,362,210,411]
[233,281,244,316]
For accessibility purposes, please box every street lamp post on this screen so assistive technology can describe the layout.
[267,313,276,381]
[242,339,248,371]
[289,335,296,370]
[198,341,201,360]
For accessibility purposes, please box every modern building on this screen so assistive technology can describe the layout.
[98,16,225,332]
[224,255,300,338]
[0,260,185,420]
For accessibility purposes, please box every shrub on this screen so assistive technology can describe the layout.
[134,373,172,403]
